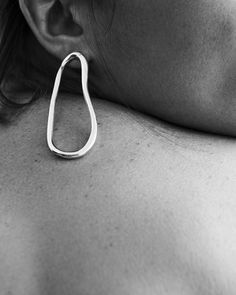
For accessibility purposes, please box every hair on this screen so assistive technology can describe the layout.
[0,0,32,120]
[0,0,84,122]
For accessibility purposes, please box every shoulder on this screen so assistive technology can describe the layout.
[0,94,236,294]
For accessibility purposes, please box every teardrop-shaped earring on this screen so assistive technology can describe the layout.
[47,52,98,159]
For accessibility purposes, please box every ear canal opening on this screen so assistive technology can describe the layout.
[47,0,83,37]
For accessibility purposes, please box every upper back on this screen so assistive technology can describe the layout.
[1,94,236,295]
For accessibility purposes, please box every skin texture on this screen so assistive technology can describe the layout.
[20,0,236,135]
[1,94,236,295]
[1,1,236,294]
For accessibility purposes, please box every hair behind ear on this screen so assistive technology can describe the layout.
[0,0,33,120]
[0,1,27,85]
[0,0,55,120]
[0,0,88,122]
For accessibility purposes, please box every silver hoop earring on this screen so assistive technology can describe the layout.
[47,52,98,159]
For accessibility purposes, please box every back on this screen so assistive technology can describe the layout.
[0,94,236,295]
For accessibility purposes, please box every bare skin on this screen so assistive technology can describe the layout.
[1,94,236,295]
[20,0,236,135]
[2,1,236,294]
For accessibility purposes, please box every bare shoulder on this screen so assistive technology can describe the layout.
[0,94,236,295]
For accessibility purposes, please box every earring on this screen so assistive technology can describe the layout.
[47,52,98,159]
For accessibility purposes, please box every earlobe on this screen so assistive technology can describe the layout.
[18,0,88,60]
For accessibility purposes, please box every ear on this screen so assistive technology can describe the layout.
[18,0,91,60]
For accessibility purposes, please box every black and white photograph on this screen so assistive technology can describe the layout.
[0,1,236,294]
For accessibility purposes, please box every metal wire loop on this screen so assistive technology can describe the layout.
[47,52,98,159]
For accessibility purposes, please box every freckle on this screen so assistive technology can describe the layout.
[84,194,89,198]
[109,242,113,248]
[4,222,10,228]
[136,142,140,146]
[129,158,135,163]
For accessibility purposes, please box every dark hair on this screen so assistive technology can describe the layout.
[0,0,84,121]
[0,0,34,120]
